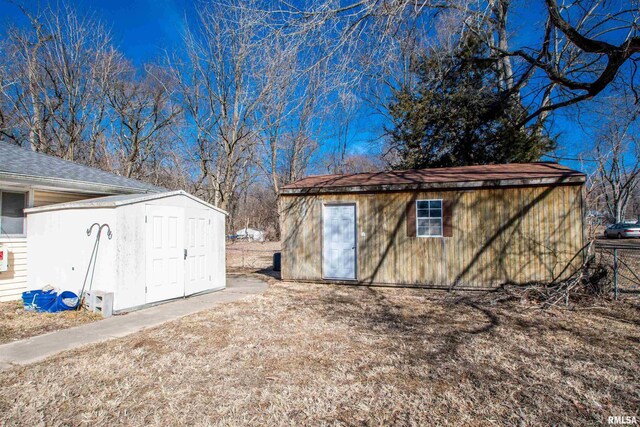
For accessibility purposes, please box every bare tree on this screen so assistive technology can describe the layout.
[327,152,384,175]
[252,29,305,194]
[258,65,327,192]
[171,0,275,211]
[323,91,361,174]
[498,0,640,126]
[567,82,640,237]
[278,0,639,128]
[593,111,640,223]
[0,4,119,163]
[107,64,181,180]
[39,7,118,162]
[0,7,52,149]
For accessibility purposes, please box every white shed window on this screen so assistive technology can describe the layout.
[416,199,442,237]
[0,191,27,236]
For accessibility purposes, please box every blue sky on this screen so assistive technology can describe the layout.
[88,0,193,64]
[0,0,195,64]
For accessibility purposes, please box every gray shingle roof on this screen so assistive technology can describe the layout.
[25,190,228,216]
[0,142,164,194]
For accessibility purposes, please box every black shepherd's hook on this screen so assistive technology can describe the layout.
[78,223,113,310]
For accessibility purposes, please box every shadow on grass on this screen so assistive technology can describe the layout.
[255,268,281,281]
[316,285,501,364]
[268,281,640,424]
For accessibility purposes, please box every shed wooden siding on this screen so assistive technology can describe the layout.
[0,190,100,301]
[280,184,584,289]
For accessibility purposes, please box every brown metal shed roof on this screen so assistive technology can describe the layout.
[280,162,585,194]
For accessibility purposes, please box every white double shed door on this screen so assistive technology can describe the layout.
[145,205,214,304]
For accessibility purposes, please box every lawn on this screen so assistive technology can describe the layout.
[0,280,638,426]
[0,300,101,345]
[226,240,280,271]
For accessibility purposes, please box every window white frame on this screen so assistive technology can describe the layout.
[416,199,443,238]
[0,190,28,238]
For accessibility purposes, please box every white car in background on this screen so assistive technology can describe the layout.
[604,223,640,239]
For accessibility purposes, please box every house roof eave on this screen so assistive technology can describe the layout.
[0,171,163,195]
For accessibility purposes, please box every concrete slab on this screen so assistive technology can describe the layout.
[0,275,267,371]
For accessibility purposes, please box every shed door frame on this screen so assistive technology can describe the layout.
[145,204,185,304]
[322,202,357,281]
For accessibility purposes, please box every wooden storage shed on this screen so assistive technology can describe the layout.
[279,162,586,289]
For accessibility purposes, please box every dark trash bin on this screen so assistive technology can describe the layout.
[273,252,281,272]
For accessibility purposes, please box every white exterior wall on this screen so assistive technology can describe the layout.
[27,208,117,295]
[27,193,226,312]
[114,203,147,310]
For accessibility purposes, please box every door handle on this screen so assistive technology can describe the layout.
[184,249,188,260]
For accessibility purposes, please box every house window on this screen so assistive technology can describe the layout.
[0,191,27,236]
[416,199,442,237]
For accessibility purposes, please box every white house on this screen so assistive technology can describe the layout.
[0,142,227,311]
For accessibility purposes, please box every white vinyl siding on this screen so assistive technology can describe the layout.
[0,239,27,301]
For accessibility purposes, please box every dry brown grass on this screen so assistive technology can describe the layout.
[226,240,280,271]
[0,301,102,344]
[0,281,638,426]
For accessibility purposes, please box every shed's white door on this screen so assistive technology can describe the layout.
[185,209,211,295]
[145,205,185,303]
[322,204,356,280]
